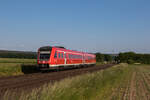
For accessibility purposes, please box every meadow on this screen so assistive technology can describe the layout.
[0,58,36,76]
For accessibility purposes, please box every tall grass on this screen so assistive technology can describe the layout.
[3,63,131,100]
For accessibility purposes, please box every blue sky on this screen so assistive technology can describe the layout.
[0,0,150,53]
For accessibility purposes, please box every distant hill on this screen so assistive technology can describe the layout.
[0,50,37,59]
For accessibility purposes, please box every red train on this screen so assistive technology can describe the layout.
[37,46,96,69]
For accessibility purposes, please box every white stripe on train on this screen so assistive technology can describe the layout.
[49,63,96,67]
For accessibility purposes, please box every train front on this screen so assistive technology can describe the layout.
[37,46,52,69]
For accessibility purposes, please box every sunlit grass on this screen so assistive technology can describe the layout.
[0,63,23,76]
[0,58,37,76]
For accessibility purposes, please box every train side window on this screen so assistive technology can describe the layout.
[58,52,61,58]
[60,53,62,58]
[70,54,72,59]
[69,54,71,59]
[54,51,57,58]
[62,53,64,58]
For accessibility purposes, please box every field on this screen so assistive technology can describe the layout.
[0,58,150,100]
[0,63,149,100]
[0,58,36,76]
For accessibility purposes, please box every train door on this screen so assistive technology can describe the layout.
[54,51,58,65]
[83,54,85,64]
[57,52,61,65]
[64,52,67,65]
[59,52,64,65]
[61,52,64,64]
[67,53,71,64]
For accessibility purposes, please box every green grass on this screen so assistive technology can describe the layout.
[96,62,103,65]
[0,58,37,76]
[0,58,36,63]
[96,61,112,65]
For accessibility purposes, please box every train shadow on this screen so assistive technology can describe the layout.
[21,64,40,74]
[40,66,81,73]
[41,65,90,73]
[21,64,96,74]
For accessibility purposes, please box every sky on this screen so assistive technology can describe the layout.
[0,0,150,53]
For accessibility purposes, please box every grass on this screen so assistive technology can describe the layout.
[4,63,133,100]
[0,63,23,76]
[0,58,37,76]
[2,61,150,100]
[96,62,103,65]
[0,58,36,63]
[96,61,113,66]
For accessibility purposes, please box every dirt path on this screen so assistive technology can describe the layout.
[0,64,114,97]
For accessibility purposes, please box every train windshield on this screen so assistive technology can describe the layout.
[39,46,52,61]
[39,51,51,60]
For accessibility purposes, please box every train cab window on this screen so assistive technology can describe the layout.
[64,53,66,58]
[54,51,57,58]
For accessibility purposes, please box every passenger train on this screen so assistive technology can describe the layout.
[37,46,96,69]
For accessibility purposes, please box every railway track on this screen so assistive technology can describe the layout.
[0,64,114,97]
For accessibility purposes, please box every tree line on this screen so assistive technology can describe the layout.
[116,52,150,64]
[95,52,150,64]
[0,50,37,59]
[95,53,113,62]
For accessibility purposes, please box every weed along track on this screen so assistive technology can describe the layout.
[0,64,114,97]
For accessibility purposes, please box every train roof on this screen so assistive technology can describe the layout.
[54,46,65,49]
[53,47,95,56]
[39,46,95,56]
[39,46,52,51]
